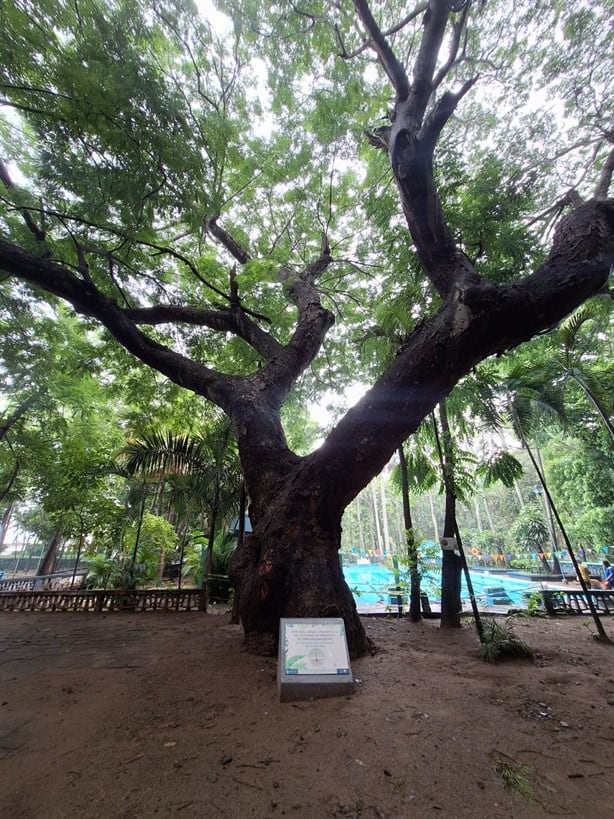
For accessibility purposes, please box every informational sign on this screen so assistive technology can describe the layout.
[278,618,354,702]
[283,620,351,676]
[440,536,458,551]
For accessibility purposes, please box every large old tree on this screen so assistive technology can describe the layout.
[1,0,612,654]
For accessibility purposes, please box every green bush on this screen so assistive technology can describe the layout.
[478,618,534,663]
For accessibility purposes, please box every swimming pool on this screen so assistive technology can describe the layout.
[342,562,538,607]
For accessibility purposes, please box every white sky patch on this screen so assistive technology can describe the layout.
[194,0,233,37]
[309,382,367,439]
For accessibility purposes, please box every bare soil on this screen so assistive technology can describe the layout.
[1,611,613,818]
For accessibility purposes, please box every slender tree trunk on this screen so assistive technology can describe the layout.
[513,479,525,509]
[398,446,421,622]
[483,496,498,540]
[177,534,186,591]
[0,461,19,504]
[201,487,220,611]
[37,529,62,577]
[356,496,366,555]
[0,500,15,547]
[429,494,439,541]
[371,481,383,554]
[129,486,148,587]
[434,405,463,628]
[534,446,563,575]
[474,498,483,533]
[572,375,614,439]
[379,473,391,554]
[71,521,84,589]
[0,392,41,441]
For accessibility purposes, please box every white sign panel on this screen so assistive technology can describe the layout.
[283,620,351,676]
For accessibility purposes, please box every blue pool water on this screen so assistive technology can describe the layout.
[343,562,538,607]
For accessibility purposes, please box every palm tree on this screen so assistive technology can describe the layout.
[116,416,242,604]
[545,304,613,439]
[501,363,567,574]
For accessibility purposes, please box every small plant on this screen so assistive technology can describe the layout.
[478,619,534,663]
[525,591,546,617]
[493,754,536,805]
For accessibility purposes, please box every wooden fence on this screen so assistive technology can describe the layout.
[0,587,206,613]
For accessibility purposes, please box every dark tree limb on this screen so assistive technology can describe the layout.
[338,3,428,60]
[408,0,450,122]
[351,0,410,100]
[124,303,283,361]
[309,216,614,515]
[432,2,470,91]
[595,145,614,200]
[206,217,251,264]
[257,251,335,403]
[0,391,43,441]
[422,77,478,151]
[357,0,471,297]
[0,238,233,403]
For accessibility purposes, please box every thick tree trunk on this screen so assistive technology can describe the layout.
[229,480,371,659]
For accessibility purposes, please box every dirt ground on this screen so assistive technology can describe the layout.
[1,610,613,819]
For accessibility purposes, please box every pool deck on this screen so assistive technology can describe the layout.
[356,600,515,617]
[356,579,580,617]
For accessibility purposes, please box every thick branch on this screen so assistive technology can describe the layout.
[409,0,450,122]
[339,3,428,60]
[0,238,234,404]
[254,252,335,404]
[595,145,614,200]
[365,0,472,298]
[309,202,614,515]
[351,0,410,100]
[0,391,43,441]
[422,77,478,150]
[206,217,251,264]
[124,304,283,361]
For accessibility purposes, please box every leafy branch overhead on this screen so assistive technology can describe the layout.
[1,0,613,657]
[0,0,612,503]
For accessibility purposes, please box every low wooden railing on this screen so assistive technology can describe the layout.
[0,578,36,592]
[532,588,614,615]
[0,587,206,613]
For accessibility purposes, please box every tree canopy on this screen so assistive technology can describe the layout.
[1,0,612,654]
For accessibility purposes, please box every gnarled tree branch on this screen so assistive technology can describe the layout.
[351,0,410,100]
[124,303,283,361]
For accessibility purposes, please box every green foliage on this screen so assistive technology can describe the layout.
[0,0,612,568]
[478,619,534,664]
[523,592,546,618]
[510,507,549,553]
[84,552,149,590]
[182,530,235,600]
[478,451,524,490]
[123,511,179,584]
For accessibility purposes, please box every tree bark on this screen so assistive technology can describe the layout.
[435,403,462,628]
[229,463,372,658]
[398,445,421,622]
[0,0,612,659]
[37,529,62,577]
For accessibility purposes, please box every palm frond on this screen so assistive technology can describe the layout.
[478,451,524,488]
